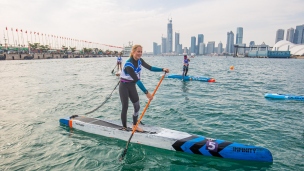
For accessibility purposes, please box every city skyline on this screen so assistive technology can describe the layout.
[1,0,304,52]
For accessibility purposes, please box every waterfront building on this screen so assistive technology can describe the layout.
[161,37,167,54]
[153,42,158,55]
[226,31,234,54]
[157,45,161,55]
[293,24,304,44]
[206,41,215,54]
[166,19,173,53]
[273,40,304,56]
[218,42,223,54]
[177,44,183,55]
[199,43,205,55]
[286,28,295,43]
[174,32,180,54]
[275,29,285,43]
[197,34,204,55]
[236,27,243,44]
[190,36,196,54]
[183,47,189,54]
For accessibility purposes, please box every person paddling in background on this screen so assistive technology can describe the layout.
[117,54,123,72]
[183,55,190,77]
[119,44,169,132]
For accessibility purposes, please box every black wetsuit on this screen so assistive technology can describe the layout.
[119,58,154,128]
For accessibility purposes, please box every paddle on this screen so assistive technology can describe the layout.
[120,72,167,161]
[111,65,117,74]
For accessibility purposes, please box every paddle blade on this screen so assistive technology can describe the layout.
[111,69,114,74]
[119,148,128,161]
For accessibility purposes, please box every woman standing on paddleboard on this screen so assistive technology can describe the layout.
[119,45,169,132]
[183,55,190,76]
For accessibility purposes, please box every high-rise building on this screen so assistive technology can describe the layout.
[218,42,223,54]
[226,31,234,53]
[206,41,215,54]
[197,34,204,55]
[174,32,180,54]
[286,28,295,42]
[190,36,196,53]
[161,37,167,53]
[153,42,158,55]
[199,43,205,55]
[293,24,304,44]
[157,45,161,55]
[236,27,243,44]
[166,19,173,53]
[275,29,285,43]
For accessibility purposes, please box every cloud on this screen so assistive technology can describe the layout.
[1,0,303,52]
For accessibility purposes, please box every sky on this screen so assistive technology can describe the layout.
[1,0,304,52]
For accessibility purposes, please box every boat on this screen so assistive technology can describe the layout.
[165,74,215,82]
[122,41,133,57]
[59,115,273,162]
[264,93,304,101]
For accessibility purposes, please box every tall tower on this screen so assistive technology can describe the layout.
[293,24,304,44]
[236,27,243,44]
[197,34,204,55]
[275,29,285,43]
[161,36,167,54]
[190,36,196,53]
[174,32,180,54]
[218,42,223,54]
[226,31,234,53]
[286,28,294,42]
[166,19,173,53]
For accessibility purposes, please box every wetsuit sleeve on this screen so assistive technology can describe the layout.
[125,67,139,82]
[141,59,163,72]
[136,80,148,94]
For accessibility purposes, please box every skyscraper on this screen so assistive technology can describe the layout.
[190,36,196,53]
[293,24,304,44]
[236,27,243,44]
[275,29,285,43]
[226,31,234,53]
[218,42,223,54]
[206,41,215,54]
[153,42,157,55]
[199,43,205,55]
[174,32,180,54]
[197,34,204,55]
[286,28,295,42]
[161,37,167,53]
[166,19,173,53]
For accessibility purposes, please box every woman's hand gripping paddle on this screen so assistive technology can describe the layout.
[119,72,167,161]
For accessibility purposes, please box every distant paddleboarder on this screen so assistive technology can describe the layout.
[117,54,123,71]
[183,55,190,77]
[119,44,169,132]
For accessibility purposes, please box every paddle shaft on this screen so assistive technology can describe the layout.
[120,72,167,160]
[111,64,117,73]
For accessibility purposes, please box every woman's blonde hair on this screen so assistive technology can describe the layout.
[130,44,142,57]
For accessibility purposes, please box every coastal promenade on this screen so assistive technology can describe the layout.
[0,53,115,60]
